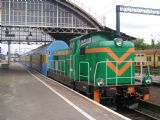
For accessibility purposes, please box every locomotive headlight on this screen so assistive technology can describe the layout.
[114,38,123,47]
[97,78,104,87]
[145,79,152,85]
[143,75,152,85]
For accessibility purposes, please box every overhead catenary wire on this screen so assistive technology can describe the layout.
[94,0,117,14]
[97,0,133,18]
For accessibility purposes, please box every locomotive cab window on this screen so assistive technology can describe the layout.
[69,41,73,49]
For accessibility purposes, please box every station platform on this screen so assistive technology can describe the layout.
[151,75,160,84]
[0,63,129,120]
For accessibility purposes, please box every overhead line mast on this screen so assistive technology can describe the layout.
[116,5,160,36]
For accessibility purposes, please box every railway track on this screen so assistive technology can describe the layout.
[138,100,160,119]
[152,82,160,87]
[149,84,160,106]
[117,100,160,120]
[117,108,157,120]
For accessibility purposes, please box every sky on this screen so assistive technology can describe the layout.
[1,0,160,54]
[0,44,42,55]
[71,0,160,44]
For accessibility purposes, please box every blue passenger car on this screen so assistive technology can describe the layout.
[41,41,69,76]
[25,40,69,76]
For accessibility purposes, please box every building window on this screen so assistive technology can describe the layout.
[147,56,151,61]
[158,56,160,62]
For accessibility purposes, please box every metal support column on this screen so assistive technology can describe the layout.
[8,41,10,65]
[9,0,11,25]
[25,1,28,25]
[0,2,2,25]
[116,5,120,36]
[57,3,59,27]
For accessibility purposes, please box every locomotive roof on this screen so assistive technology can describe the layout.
[70,31,127,42]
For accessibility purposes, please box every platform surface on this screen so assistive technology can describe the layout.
[151,75,160,83]
[0,63,129,120]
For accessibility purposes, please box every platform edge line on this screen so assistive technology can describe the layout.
[34,70,131,120]
[27,70,96,120]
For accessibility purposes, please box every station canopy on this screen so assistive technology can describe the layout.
[0,0,135,44]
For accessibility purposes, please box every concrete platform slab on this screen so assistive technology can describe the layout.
[151,75,160,83]
[0,63,129,120]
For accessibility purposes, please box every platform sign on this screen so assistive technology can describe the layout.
[80,34,92,46]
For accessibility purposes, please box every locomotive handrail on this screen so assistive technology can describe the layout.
[140,60,143,84]
[48,60,54,71]
[69,55,76,81]
[79,61,90,85]
[59,60,65,75]
[135,60,151,84]
[94,60,150,86]
[67,55,76,81]
[49,60,65,75]
[73,55,76,81]
[131,60,133,85]
[94,61,107,86]
[59,60,65,76]
[70,55,72,80]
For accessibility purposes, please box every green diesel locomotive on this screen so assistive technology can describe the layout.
[48,31,152,108]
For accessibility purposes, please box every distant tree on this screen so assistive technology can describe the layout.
[154,40,160,49]
[134,38,151,50]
